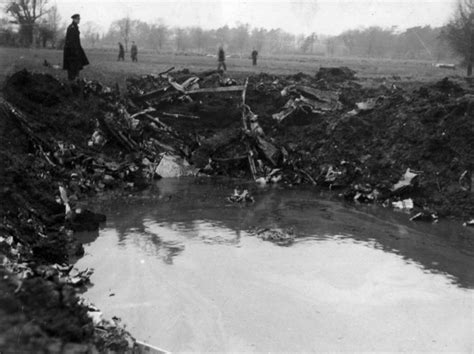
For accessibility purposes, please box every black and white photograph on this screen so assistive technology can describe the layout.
[0,0,473,352]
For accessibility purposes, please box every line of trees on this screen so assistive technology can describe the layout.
[1,0,473,75]
[93,21,454,61]
[330,26,453,60]
[96,20,299,56]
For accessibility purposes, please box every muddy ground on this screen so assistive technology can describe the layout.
[1,66,474,351]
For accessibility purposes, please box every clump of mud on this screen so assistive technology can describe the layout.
[0,71,134,351]
[315,66,356,82]
[4,69,68,107]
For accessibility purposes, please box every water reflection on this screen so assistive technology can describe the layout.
[76,179,474,352]
[82,178,474,288]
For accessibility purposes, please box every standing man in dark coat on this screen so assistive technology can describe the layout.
[118,42,125,61]
[251,48,258,66]
[63,14,89,81]
[130,41,138,62]
[217,46,226,72]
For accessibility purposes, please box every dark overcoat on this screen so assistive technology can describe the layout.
[63,22,89,71]
[218,48,225,62]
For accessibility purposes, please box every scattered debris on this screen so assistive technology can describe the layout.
[273,84,342,122]
[88,129,107,148]
[356,98,378,111]
[353,184,379,202]
[186,85,245,94]
[228,188,254,203]
[134,341,171,354]
[35,263,94,287]
[410,211,439,222]
[255,228,295,246]
[255,169,283,185]
[82,300,136,351]
[155,154,196,178]
[459,170,472,192]
[58,185,72,218]
[463,219,474,227]
[324,165,344,183]
[392,198,414,210]
[392,168,419,194]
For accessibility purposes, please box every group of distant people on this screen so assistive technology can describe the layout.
[63,13,259,81]
[117,41,138,62]
[63,14,139,80]
[217,46,258,72]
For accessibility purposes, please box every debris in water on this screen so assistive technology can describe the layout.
[228,188,254,203]
[255,228,295,246]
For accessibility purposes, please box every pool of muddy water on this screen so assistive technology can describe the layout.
[76,178,474,352]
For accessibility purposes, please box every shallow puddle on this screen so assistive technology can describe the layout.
[76,178,474,352]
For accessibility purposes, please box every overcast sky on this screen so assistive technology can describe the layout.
[55,0,457,35]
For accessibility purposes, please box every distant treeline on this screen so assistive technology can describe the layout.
[0,16,456,61]
[94,19,453,60]
[95,21,454,61]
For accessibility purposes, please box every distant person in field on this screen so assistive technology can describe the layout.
[131,41,138,62]
[217,46,226,71]
[118,42,125,61]
[251,48,258,66]
[63,14,89,81]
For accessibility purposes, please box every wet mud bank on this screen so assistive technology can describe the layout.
[1,67,474,350]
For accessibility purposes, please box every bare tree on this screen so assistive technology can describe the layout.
[339,30,358,56]
[233,23,249,56]
[251,28,266,52]
[37,19,53,47]
[113,16,131,51]
[6,0,49,46]
[442,0,474,75]
[300,33,317,53]
[45,4,59,47]
[174,28,188,52]
[155,24,168,51]
[216,25,230,46]
[82,21,101,48]
[325,37,337,57]
[190,26,205,52]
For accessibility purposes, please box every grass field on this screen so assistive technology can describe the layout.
[0,46,465,88]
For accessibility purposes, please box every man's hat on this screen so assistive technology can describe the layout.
[71,14,80,19]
